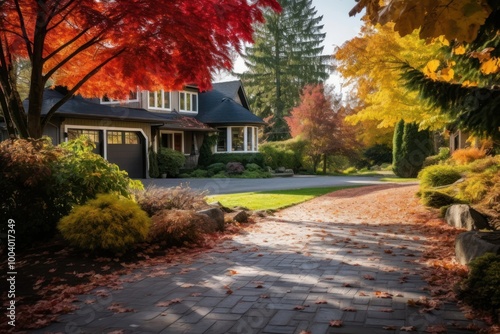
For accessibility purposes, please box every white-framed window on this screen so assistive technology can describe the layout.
[148,90,171,111]
[215,126,259,153]
[179,91,198,113]
[100,89,139,104]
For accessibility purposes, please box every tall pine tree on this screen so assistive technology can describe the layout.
[239,0,330,141]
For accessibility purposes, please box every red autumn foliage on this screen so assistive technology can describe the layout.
[1,0,281,138]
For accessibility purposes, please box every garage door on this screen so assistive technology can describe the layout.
[106,131,145,178]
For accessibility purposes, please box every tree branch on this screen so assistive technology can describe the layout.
[13,0,33,59]
[41,49,126,128]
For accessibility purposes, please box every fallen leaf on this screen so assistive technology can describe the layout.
[401,326,417,332]
[383,325,398,330]
[260,294,270,299]
[343,307,356,312]
[228,269,238,275]
[107,303,134,313]
[359,292,369,296]
[299,331,311,334]
[379,308,393,312]
[329,320,343,327]
[375,291,393,299]
[363,274,375,280]
[190,292,202,297]
[315,299,327,304]
[294,305,306,310]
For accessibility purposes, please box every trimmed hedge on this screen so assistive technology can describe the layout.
[210,153,265,167]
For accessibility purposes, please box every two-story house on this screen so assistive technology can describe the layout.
[2,80,265,178]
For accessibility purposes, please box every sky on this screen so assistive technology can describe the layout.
[216,0,365,90]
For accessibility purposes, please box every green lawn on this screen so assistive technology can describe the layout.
[206,186,359,211]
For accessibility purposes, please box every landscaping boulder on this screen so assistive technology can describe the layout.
[226,210,249,223]
[197,207,225,231]
[445,204,491,231]
[209,201,233,213]
[455,231,500,265]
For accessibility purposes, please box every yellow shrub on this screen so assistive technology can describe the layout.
[452,148,487,165]
[58,194,150,252]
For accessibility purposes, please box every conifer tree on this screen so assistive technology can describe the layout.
[240,0,330,141]
[392,119,405,177]
[393,121,433,178]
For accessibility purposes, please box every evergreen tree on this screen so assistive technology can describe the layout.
[393,121,433,178]
[392,119,405,176]
[240,0,330,141]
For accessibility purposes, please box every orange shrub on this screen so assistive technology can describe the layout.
[451,148,486,165]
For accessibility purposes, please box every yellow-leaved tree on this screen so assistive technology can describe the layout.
[335,23,450,131]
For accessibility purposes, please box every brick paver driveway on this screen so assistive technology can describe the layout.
[34,184,480,334]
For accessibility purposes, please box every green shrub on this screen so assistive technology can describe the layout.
[207,162,226,174]
[148,209,214,246]
[157,148,186,177]
[418,165,463,188]
[245,163,262,172]
[210,153,265,167]
[134,185,208,216]
[423,147,451,167]
[421,190,460,208]
[458,253,500,318]
[239,170,272,178]
[198,134,217,167]
[343,167,357,174]
[58,194,150,252]
[259,138,307,172]
[148,147,160,178]
[57,136,143,204]
[190,169,209,178]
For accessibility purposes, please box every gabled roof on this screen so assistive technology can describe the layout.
[29,89,213,131]
[197,80,265,125]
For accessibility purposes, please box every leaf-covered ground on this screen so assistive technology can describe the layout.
[1,183,498,333]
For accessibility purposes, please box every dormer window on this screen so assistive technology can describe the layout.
[148,90,171,111]
[179,91,198,113]
[101,89,139,104]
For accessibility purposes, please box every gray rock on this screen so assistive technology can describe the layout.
[226,210,248,223]
[445,204,491,231]
[197,207,225,231]
[455,231,500,265]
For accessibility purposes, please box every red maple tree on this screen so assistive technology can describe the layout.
[286,84,359,173]
[0,0,280,138]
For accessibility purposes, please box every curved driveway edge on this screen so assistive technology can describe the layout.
[140,175,392,195]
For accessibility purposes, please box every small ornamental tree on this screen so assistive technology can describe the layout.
[286,84,358,173]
